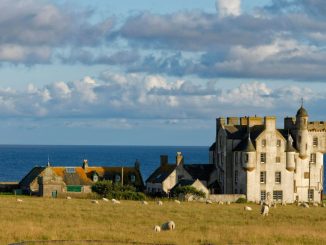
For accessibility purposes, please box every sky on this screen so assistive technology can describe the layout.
[0,0,325,146]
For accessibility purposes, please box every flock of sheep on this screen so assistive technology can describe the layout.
[15,196,326,233]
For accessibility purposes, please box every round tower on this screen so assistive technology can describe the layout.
[286,134,296,171]
[242,136,256,171]
[295,105,310,159]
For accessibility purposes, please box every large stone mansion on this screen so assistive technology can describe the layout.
[209,105,326,203]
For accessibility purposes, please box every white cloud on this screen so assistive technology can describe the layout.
[216,0,241,18]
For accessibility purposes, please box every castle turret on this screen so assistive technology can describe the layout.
[286,134,296,171]
[295,105,310,159]
[242,136,256,171]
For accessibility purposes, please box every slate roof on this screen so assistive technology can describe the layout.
[233,137,256,152]
[224,125,265,141]
[145,164,176,183]
[296,106,308,117]
[183,164,215,182]
[19,167,45,187]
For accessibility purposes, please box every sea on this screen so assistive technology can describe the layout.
[0,145,325,190]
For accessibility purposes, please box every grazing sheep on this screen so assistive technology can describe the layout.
[226,201,231,205]
[218,201,224,205]
[206,200,213,204]
[322,203,326,208]
[161,221,175,231]
[174,200,181,204]
[112,199,121,204]
[313,202,319,207]
[91,200,99,204]
[301,203,309,208]
[157,201,163,206]
[154,225,161,232]
[244,206,252,211]
[66,196,71,200]
[142,201,148,205]
[102,198,109,202]
[16,198,23,203]
[261,204,269,216]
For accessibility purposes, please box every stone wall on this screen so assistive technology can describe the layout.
[209,194,246,202]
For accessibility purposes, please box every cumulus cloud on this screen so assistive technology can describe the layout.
[216,0,241,18]
[0,72,322,121]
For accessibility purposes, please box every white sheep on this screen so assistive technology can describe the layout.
[322,203,326,208]
[226,201,231,205]
[66,196,71,200]
[16,198,23,203]
[102,198,109,202]
[112,199,121,204]
[154,225,161,232]
[313,202,319,207]
[91,200,99,204]
[218,201,224,205]
[261,204,269,216]
[301,202,309,208]
[244,206,252,211]
[206,200,212,204]
[157,200,163,206]
[142,201,148,205]
[161,221,175,231]
[174,200,181,204]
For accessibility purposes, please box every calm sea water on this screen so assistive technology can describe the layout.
[0,145,208,182]
[0,145,325,190]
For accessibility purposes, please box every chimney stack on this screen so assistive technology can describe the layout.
[82,159,89,170]
[176,152,184,165]
[160,155,168,167]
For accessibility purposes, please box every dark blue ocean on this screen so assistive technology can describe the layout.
[0,145,325,190]
[0,145,208,182]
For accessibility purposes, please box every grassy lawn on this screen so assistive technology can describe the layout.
[2,196,326,245]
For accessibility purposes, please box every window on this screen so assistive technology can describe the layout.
[260,171,266,183]
[276,156,281,163]
[313,137,318,147]
[130,174,136,183]
[262,139,266,147]
[66,167,76,173]
[275,172,281,184]
[244,154,248,163]
[115,174,121,182]
[310,153,316,163]
[235,170,238,184]
[304,172,310,179]
[277,140,281,147]
[273,191,283,201]
[261,191,266,201]
[260,153,266,163]
[308,189,314,200]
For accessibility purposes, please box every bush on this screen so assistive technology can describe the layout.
[92,180,145,201]
[235,197,247,203]
[171,185,206,199]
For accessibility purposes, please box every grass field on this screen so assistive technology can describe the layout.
[2,196,326,245]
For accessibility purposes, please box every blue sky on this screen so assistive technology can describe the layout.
[0,0,325,146]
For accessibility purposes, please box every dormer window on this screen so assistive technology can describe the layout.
[115,174,121,183]
[93,174,98,182]
[130,174,136,183]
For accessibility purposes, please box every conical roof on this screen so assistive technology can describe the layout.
[245,137,256,152]
[296,106,308,117]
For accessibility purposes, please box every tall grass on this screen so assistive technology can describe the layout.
[1,196,326,244]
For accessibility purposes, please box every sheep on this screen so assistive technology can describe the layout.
[91,200,99,204]
[281,201,287,206]
[174,200,181,204]
[313,202,319,207]
[218,201,224,205]
[261,204,269,217]
[322,203,326,208]
[206,200,213,204]
[157,200,163,206]
[154,225,161,232]
[66,196,71,200]
[301,202,309,208]
[102,198,109,202]
[244,206,252,211]
[16,198,23,203]
[161,221,175,231]
[142,201,148,205]
[226,201,231,205]
[112,199,121,204]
